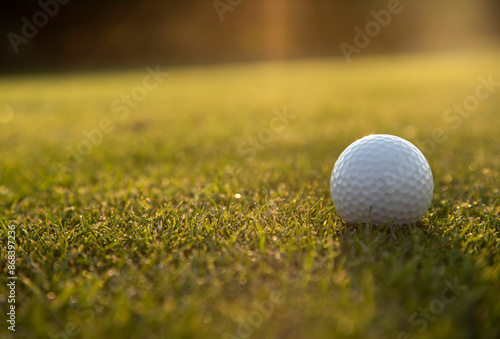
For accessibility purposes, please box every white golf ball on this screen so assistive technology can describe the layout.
[330,134,434,225]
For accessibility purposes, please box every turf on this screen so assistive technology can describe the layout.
[1,50,500,339]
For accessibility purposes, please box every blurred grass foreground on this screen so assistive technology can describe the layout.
[0,50,499,338]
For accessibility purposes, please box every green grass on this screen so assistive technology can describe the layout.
[1,50,500,339]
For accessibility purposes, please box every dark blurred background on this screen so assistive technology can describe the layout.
[1,0,500,73]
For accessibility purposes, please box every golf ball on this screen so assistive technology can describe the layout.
[330,134,434,225]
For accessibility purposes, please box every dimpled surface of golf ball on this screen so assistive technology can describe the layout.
[330,134,434,225]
